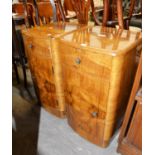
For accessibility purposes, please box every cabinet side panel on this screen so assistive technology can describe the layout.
[103,47,137,142]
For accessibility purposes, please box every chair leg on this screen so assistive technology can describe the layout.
[21,64,28,89]
[13,60,20,84]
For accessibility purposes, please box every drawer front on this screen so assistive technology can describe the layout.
[59,42,112,77]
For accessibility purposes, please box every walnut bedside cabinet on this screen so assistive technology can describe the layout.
[22,22,88,118]
[55,26,142,146]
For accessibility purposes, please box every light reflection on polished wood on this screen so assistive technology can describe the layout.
[56,26,142,147]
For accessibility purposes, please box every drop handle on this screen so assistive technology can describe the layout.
[75,57,81,64]
[91,112,98,117]
[28,44,33,49]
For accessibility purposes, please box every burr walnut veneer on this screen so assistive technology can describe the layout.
[55,26,142,147]
[22,22,86,118]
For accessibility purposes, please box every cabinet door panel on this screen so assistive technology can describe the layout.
[67,104,98,140]
[63,65,99,137]
[24,37,58,109]
[63,65,102,106]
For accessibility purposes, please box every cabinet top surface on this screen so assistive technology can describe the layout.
[22,22,86,38]
[60,26,142,55]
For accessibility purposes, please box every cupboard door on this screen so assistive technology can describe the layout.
[24,37,58,109]
[64,65,99,141]
[62,62,109,144]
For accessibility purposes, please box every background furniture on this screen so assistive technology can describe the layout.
[57,26,142,147]
[12,1,37,89]
[12,13,28,88]
[63,0,75,15]
[37,1,55,24]
[70,0,91,24]
[91,0,142,29]
[12,18,24,85]
[117,54,142,155]
[22,23,87,118]
[12,2,36,27]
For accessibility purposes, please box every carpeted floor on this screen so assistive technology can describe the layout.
[12,66,120,155]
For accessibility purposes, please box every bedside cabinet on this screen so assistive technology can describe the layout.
[22,22,87,118]
[55,26,142,146]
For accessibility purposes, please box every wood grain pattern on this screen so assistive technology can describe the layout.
[22,35,65,118]
[22,23,87,118]
[56,26,142,147]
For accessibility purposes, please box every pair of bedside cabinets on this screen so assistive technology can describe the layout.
[22,22,142,147]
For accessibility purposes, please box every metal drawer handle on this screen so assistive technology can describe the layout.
[28,44,33,49]
[91,112,98,117]
[75,57,81,64]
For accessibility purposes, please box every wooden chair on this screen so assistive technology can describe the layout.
[64,0,74,14]
[12,18,28,87]
[63,0,76,19]
[12,2,36,27]
[90,0,123,28]
[36,1,65,25]
[55,0,66,22]
[70,0,91,24]
[91,0,141,30]
[37,2,54,25]
[12,2,36,88]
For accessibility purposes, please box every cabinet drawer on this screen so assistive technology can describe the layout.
[59,43,112,77]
